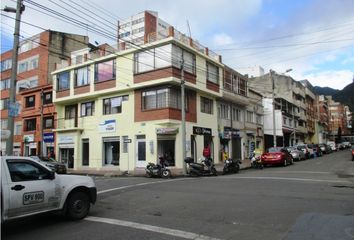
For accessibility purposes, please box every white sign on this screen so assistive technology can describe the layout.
[59,136,74,143]
[24,134,34,142]
[99,120,116,133]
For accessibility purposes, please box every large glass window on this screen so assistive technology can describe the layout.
[82,139,89,166]
[0,98,10,110]
[172,45,196,74]
[81,101,95,116]
[103,137,120,166]
[75,66,90,86]
[1,59,12,72]
[18,56,39,73]
[57,71,70,91]
[103,96,125,115]
[142,87,187,110]
[207,62,219,84]
[25,95,35,108]
[95,59,116,82]
[43,116,54,129]
[201,96,213,114]
[65,105,77,119]
[247,111,254,123]
[24,118,36,131]
[1,79,10,90]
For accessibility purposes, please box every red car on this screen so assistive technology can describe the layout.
[351,146,354,161]
[261,147,294,166]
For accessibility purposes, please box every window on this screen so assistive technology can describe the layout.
[103,137,120,165]
[122,136,128,153]
[81,101,95,116]
[238,78,247,96]
[65,105,77,119]
[256,114,263,125]
[15,122,22,135]
[7,161,51,182]
[24,118,36,131]
[246,111,254,123]
[25,95,35,108]
[43,92,52,105]
[219,103,229,119]
[232,107,243,122]
[103,96,128,115]
[57,71,70,91]
[18,56,39,73]
[75,66,90,86]
[43,116,54,129]
[82,139,89,166]
[135,44,173,73]
[201,96,213,114]
[0,98,10,110]
[1,119,7,129]
[206,62,219,84]
[1,59,12,71]
[283,117,287,125]
[172,45,196,74]
[1,79,10,90]
[141,87,187,110]
[17,77,38,92]
[94,59,116,82]
[18,38,39,53]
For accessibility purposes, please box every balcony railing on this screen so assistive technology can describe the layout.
[57,118,83,130]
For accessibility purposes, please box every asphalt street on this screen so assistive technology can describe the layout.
[2,149,354,240]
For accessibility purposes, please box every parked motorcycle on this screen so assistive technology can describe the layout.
[250,153,263,169]
[145,156,171,178]
[184,157,217,176]
[222,158,240,174]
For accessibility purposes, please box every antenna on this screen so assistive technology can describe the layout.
[187,20,192,38]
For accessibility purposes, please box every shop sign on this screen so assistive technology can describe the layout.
[29,142,37,149]
[23,134,34,143]
[156,128,178,135]
[99,120,116,133]
[58,136,74,143]
[223,127,240,138]
[43,133,55,143]
[193,126,212,136]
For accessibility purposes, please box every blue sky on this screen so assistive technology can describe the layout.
[1,0,354,89]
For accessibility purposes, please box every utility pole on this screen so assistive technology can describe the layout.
[181,60,187,174]
[270,70,277,148]
[40,89,44,156]
[5,0,25,156]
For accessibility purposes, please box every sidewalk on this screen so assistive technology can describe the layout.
[67,159,253,177]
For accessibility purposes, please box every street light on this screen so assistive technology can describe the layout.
[270,68,292,148]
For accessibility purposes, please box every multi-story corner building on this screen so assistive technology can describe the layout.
[249,72,307,148]
[52,22,262,174]
[217,67,264,162]
[0,30,88,156]
[316,95,330,143]
[118,11,171,49]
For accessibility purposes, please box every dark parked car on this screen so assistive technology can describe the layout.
[261,147,294,166]
[30,156,67,174]
[319,143,332,154]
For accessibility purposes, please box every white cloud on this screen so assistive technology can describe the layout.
[212,33,234,46]
[301,70,354,89]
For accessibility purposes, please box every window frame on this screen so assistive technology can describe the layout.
[7,160,52,182]
[81,101,95,117]
[25,95,35,108]
[57,71,70,91]
[43,116,54,129]
[24,118,37,131]
[94,59,116,82]
[65,105,77,120]
[201,96,213,114]
[43,92,52,105]
[206,62,219,85]
[74,66,90,87]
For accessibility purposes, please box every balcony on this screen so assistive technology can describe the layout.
[55,118,84,132]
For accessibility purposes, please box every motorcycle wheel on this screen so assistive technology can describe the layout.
[162,169,171,178]
[222,166,228,175]
[234,164,240,173]
[145,171,153,178]
[211,167,217,176]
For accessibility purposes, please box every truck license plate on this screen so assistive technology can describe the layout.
[23,191,44,205]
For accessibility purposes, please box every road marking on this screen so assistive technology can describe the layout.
[85,216,222,240]
[263,171,332,174]
[220,176,350,183]
[97,178,194,194]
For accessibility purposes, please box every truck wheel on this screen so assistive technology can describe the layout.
[66,191,90,220]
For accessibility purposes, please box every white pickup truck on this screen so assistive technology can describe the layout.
[1,156,97,222]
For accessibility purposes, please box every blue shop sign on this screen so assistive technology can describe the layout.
[43,133,55,143]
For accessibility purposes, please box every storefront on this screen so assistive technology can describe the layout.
[58,135,75,168]
[43,132,55,157]
[23,134,36,156]
[156,128,177,166]
[193,126,214,162]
